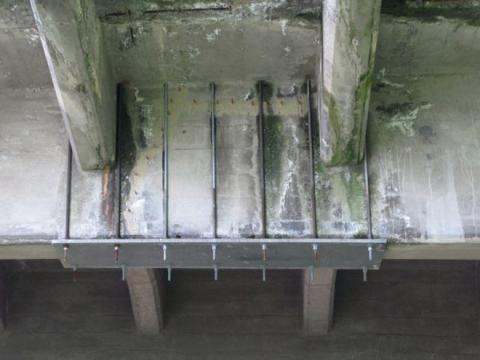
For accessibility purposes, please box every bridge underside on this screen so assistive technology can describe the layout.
[1,0,480,339]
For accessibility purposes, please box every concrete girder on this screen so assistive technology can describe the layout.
[126,268,166,334]
[30,0,116,170]
[319,0,382,166]
[303,268,337,335]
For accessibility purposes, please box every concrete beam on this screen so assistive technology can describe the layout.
[319,0,381,165]
[30,0,116,170]
[303,268,336,335]
[0,265,6,330]
[126,268,165,334]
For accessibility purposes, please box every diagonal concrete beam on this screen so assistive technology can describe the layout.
[303,268,337,335]
[0,265,6,331]
[126,268,166,334]
[319,0,382,166]
[30,0,116,170]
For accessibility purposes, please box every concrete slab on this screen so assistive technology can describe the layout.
[216,82,262,238]
[263,82,314,237]
[0,88,68,239]
[119,86,166,238]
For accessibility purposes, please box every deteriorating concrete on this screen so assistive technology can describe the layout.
[369,16,480,242]
[99,6,320,85]
[119,86,166,237]
[126,268,165,334]
[0,1,51,89]
[0,89,68,239]
[264,82,314,237]
[311,87,369,238]
[216,82,262,238]
[303,267,336,335]
[168,83,214,237]
[319,0,381,166]
[2,0,480,261]
[69,164,119,238]
[31,0,116,170]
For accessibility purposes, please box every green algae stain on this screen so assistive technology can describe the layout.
[323,91,357,167]
[382,0,480,26]
[264,114,284,189]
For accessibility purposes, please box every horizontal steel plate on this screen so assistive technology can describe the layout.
[53,238,386,270]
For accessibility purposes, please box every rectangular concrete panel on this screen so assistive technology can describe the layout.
[216,82,262,238]
[369,73,480,242]
[0,89,68,239]
[168,83,214,237]
[69,165,119,238]
[120,86,165,238]
[263,82,314,237]
[101,17,320,85]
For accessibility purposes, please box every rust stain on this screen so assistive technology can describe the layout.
[101,165,115,228]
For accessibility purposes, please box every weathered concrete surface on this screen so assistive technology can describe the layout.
[126,268,165,334]
[69,165,119,238]
[216,82,262,238]
[311,88,369,238]
[319,0,381,166]
[369,16,480,242]
[303,267,336,335]
[120,86,165,238]
[0,89,68,239]
[168,83,214,237]
[0,0,51,89]
[31,0,116,170]
[101,16,320,85]
[376,14,480,76]
[264,82,314,237]
[94,0,322,19]
[2,262,480,358]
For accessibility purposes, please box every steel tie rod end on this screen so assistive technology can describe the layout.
[114,244,120,263]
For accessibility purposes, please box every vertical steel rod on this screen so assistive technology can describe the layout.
[116,85,123,239]
[210,82,218,238]
[306,80,318,238]
[64,144,73,240]
[163,83,169,239]
[364,144,373,240]
[257,82,267,238]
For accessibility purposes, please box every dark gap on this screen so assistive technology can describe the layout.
[143,6,232,15]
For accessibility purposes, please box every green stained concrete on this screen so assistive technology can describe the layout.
[319,0,381,167]
[382,0,480,26]
[264,114,285,187]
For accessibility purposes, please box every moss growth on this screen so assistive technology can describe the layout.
[323,92,357,166]
[256,81,274,102]
[382,0,480,26]
[117,86,137,187]
[264,114,284,186]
